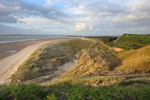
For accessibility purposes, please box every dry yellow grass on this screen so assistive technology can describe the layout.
[115,46,150,73]
[59,41,121,78]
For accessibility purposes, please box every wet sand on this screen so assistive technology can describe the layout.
[0,39,63,60]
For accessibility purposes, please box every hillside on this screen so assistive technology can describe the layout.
[60,41,121,78]
[114,34,150,49]
[114,45,150,74]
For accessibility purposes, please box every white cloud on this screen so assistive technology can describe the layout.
[75,23,86,31]
[113,0,150,23]
[89,25,93,30]
[0,0,150,35]
[45,0,52,4]
[96,28,101,31]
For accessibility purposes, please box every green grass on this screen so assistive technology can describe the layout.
[93,36,118,43]
[90,37,118,48]
[94,34,150,50]
[115,34,150,44]
[62,39,94,51]
[114,34,150,49]
[1,82,150,100]
[119,80,150,86]
[0,83,46,100]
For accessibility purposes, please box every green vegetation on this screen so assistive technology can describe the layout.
[1,81,150,100]
[93,34,150,50]
[89,36,118,48]
[114,34,150,49]
[93,36,118,45]
[0,83,46,100]
[62,39,94,51]
[119,80,150,86]
[115,34,150,44]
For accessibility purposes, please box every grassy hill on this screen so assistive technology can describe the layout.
[114,45,150,74]
[114,34,150,49]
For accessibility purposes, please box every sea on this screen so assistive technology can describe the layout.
[0,35,69,43]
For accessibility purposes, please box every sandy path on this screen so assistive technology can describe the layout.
[40,59,78,85]
[0,40,55,84]
[50,59,78,81]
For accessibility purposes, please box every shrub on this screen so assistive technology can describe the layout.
[0,83,46,100]
[1,82,150,100]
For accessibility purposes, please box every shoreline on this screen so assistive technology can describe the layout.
[0,38,70,84]
[0,38,70,61]
[0,36,72,44]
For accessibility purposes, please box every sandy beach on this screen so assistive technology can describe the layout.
[0,39,63,60]
[0,38,68,84]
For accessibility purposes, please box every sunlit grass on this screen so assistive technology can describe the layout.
[115,46,150,73]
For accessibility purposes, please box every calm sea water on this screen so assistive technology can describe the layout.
[0,35,68,43]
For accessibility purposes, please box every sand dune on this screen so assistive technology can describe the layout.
[0,40,62,84]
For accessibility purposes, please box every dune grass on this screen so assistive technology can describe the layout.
[10,39,94,82]
[90,35,150,74]
[10,41,75,82]
[45,76,126,86]
[114,46,150,74]
[62,39,94,51]
[59,40,121,78]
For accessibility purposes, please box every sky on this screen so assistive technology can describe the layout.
[0,0,150,36]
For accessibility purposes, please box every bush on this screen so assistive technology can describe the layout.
[1,82,150,100]
[46,82,150,100]
[119,80,150,86]
[0,83,46,100]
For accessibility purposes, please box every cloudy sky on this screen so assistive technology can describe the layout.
[0,0,150,36]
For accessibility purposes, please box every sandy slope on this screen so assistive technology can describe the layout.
[0,40,57,84]
[50,59,78,81]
